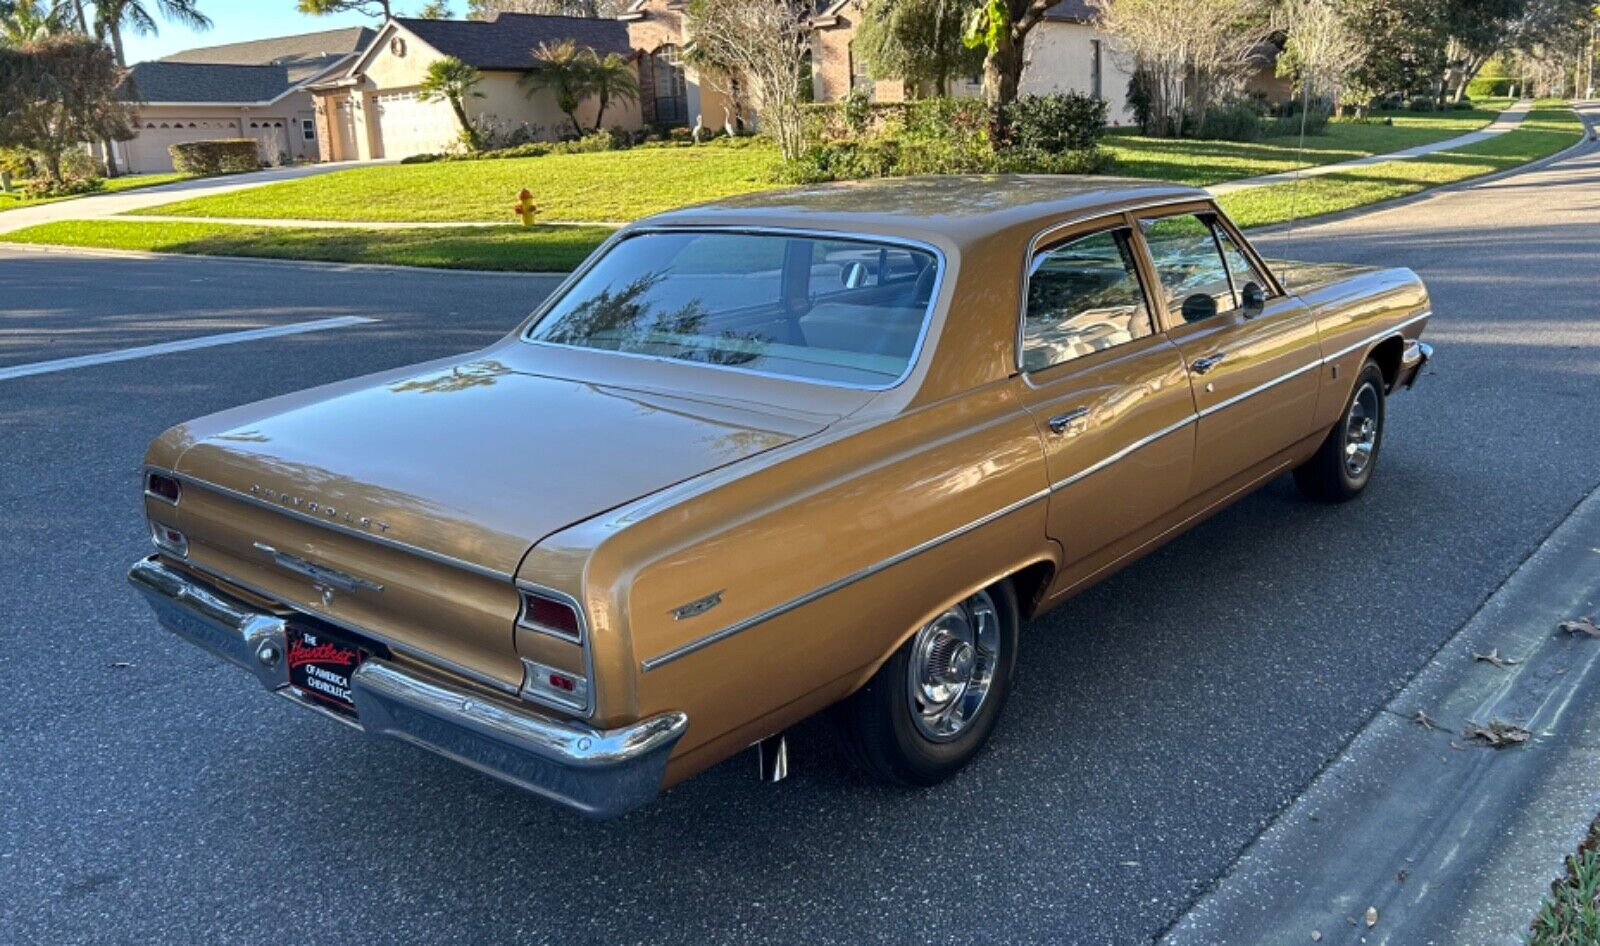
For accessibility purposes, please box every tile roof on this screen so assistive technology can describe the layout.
[125,61,296,104]
[159,26,374,84]
[394,13,633,71]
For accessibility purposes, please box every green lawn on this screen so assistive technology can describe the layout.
[0,220,613,272]
[134,106,1508,224]
[1105,106,1504,187]
[0,172,190,213]
[1218,103,1583,228]
[138,144,782,224]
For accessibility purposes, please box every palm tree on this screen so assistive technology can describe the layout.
[92,0,210,176]
[587,51,638,132]
[418,55,485,150]
[93,0,210,69]
[522,39,594,137]
[0,0,66,45]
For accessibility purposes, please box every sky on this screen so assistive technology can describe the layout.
[120,1,458,64]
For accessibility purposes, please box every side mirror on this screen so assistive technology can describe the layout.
[841,260,869,289]
[1181,293,1218,323]
[1240,281,1266,314]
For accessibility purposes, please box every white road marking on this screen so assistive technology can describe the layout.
[0,316,376,382]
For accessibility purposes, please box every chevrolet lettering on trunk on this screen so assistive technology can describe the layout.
[129,176,1432,818]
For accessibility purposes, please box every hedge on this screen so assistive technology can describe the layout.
[168,139,260,175]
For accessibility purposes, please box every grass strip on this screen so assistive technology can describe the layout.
[0,220,612,272]
[0,172,190,213]
[1219,103,1583,228]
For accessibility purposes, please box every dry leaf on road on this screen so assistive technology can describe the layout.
[1558,616,1600,637]
[1472,649,1518,669]
[1365,906,1378,928]
[1412,709,1438,731]
[1464,720,1532,747]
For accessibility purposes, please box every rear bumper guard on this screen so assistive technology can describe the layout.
[127,555,687,818]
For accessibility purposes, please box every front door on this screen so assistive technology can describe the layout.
[1132,205,1322,497]
[1014,217,1197,592]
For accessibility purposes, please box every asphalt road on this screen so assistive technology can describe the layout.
[4,130,1600,945]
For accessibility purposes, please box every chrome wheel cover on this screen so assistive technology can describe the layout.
[906,589,1001,742]
[1344,381,1380,478]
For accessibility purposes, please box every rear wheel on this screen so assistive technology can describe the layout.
[1295,360,1386,502]
[836,581,1019,786]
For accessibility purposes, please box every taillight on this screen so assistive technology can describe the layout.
[521,658,589,713]
[518,589,582,643]
[151,522,188,557]
[145,471,181,505]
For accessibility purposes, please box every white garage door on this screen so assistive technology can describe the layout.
[123,118,241,173]
[372,90,458,159]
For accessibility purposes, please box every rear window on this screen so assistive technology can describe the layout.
[525,230,941,387]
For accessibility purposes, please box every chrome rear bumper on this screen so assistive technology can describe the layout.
[128,555,687,819]
[1400,339,1433,389]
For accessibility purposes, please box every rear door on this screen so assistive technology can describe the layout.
[1014,215,1196,582]
[1132,204,1322,497]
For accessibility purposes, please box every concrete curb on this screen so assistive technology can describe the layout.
[0,242,570,279]
[1161,483,1600,946]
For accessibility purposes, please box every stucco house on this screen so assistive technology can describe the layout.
[120,27,373,173]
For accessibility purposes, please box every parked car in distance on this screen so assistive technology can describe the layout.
[130,176,1431,818]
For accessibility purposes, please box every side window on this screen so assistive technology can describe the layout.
[1023,227,1153,373]
[1139,213,1236,323]
[1214,225,1268,299]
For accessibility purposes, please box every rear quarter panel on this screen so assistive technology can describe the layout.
[520,379,1058,784]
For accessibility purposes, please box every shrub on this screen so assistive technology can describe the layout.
[21,176,104,198]
[998,146,1114,174]
[1195,100,1267,141]
[1003,93,1107,153]
[1467,77,1515,98]
[1406,96,1438,112]
[400,153,442,164]
[169,139,259,175]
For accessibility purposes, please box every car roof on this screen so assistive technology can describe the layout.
[637,175,1209,251]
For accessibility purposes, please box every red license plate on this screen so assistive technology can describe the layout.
[286,627,366,715]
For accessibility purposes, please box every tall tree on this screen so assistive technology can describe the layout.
[1,0,68,45]
[960,0,1064,121]
[467,0,629,17]
[417,0,451,16]
[0,34,135,181]
[1273,0,1368,105]
[94,0,210,69]
[684,0,810,158]
[856,0,983,97]
[417,54,484,147]
[296,0,392,19]
[587,50,639,131]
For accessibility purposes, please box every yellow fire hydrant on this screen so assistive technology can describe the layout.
[513,188,537,227]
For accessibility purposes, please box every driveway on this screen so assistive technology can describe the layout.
[0,160,388,235]
[2,126,1599,944]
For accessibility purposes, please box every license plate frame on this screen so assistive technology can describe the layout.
[285,625,369,716]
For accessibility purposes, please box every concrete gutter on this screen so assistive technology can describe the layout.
[1161,483,1600,946]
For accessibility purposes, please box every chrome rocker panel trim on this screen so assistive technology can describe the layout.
[127,555,688,819]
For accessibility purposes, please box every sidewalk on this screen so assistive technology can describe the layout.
[1208,100,1534,196]
[0,159,392,236]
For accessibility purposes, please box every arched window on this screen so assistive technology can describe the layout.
[649,44,688,126]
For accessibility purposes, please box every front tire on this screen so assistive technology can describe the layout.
[1295,360,1386,502]
[836,582,1019,787]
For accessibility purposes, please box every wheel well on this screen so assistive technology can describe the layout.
[1007,561,1056,620]
[1368,335,1405,391]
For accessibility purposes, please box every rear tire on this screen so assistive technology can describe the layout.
[1295,360,1386,503]
[836,581,1019,787]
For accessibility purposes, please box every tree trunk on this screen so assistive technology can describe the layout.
[981,32,1022,140]
[449,97,481,150]
[72,0,90,32]
[564,110,584,137]
[593,92,609,134]
[102,20,127,177]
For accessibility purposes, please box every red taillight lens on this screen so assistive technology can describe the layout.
[145,471,181,505]
[151,522,188,557]
[547,673,576,692]
[519,591,582,642]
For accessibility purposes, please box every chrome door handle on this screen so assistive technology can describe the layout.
[1047,407,1090,435]
[1191,352,1227,374]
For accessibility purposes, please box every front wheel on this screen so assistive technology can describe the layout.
[1295,360,1386,502]
[836,582,1019,787]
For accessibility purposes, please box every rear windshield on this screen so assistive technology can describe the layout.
[524,230,941,387]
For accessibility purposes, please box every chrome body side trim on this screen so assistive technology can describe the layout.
[640,487,1051,671]
[519,225,950,393]
[1320,309,1432,364]
[128,555,686,819]
[1049,414,1196,492]
[1196,360,1322,419]
[154,467,515,582]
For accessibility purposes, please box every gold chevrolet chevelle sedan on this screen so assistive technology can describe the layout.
[130,176,1431,818]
